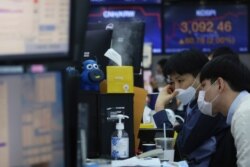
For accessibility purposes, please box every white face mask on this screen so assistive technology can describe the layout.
[176,86,196,105]
[198,90,218,117]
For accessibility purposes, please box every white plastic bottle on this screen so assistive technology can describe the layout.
[111,114,129,160]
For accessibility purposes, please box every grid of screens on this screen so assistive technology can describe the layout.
[0,72,64,167]
[164,4,248,53]
[90,0,161,5]
[89,3,249,55]
[88,5,162,54]
[0,0,71,61]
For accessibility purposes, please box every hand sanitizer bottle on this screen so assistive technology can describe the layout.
[111,114,129,160]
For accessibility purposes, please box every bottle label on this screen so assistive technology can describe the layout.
[111,137,129,159]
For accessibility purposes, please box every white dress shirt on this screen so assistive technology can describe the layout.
[229,91,250,167]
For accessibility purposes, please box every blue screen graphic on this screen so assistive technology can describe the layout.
[88,6,162,53]
[164,5,248,53]
[91,0,161,5]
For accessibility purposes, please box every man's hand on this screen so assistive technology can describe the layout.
[155,85,178,112]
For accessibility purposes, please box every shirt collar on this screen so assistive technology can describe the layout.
[226,90,249,125]
[186,98,198,116]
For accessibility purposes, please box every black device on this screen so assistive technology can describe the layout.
[83,29,113,75]
[0,71,67,167]
[0,0,90,64]
[87,22,145,74]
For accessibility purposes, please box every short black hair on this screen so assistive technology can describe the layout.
[163,49,208,77]
[210,46,239,60]
[200,56,250,92]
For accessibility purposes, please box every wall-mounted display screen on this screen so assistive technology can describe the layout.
[91,0,161,5]
[88,6,163,54]
[164,5,248,53]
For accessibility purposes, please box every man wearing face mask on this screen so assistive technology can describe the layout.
[154,49,228,167]
[199,56,250,167]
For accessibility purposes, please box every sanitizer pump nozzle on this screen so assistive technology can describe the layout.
[111,114,129,159]
[116,114,129,137]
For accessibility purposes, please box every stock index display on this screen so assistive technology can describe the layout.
[164,5,248,53]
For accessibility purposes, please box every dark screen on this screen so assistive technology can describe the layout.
[83,29,113,75]
[87,22,145,74]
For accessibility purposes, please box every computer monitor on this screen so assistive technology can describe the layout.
[88,22,145,74]
[0,0,90,64]
[0,72,65,167]
[83,29,113,75]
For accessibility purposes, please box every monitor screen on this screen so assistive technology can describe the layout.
[88,5,163,54]
[88,21,145,74]
[109,21,144,74]
[0,72,64,167]
[164,4,248,53]
[83,29,113,75]
[90,0,161,5]
[0,0,90,63]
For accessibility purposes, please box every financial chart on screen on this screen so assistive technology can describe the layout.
[0,0,70,56]
[164,5,248,53]
[0,72,64,167]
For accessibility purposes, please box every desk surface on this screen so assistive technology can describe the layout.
[85,158,188,167]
